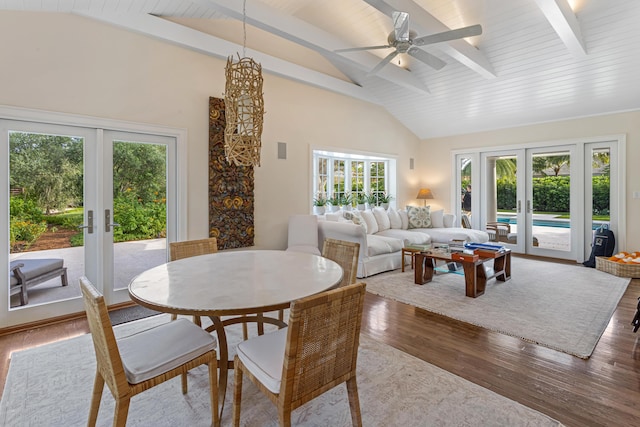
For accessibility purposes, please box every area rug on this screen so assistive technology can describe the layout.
[0,315,561,426]
[365,257,630,358]
[108,305,162,325]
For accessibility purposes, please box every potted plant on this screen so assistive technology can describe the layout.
[355,193,367,210]
[312,194,327,215]
[379,192,394,210]
[365,192,377,209]
[328,194,341,212]
[341,192,353,211]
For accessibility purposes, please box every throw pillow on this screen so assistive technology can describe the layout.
[407,205,431,229]
[387,207,402,229]
[372,207,391,231]
[443,213,456,228]
[399,209,409,230]
[430,209,444,228]
[360,210,378,234]
[346,210,368,233]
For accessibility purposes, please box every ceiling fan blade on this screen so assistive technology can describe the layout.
[335,44,393,53]
[407,47,446,70]
[413,24,483,46]
[392,11,410,42]
[367,51,399,76]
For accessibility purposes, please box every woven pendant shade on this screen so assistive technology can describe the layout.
[224,55,265,167]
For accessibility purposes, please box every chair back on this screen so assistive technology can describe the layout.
[322,238,360,287]
[281,282,366,406]
[79,277,129,397]
[461,213,472,229]
[287,215,320,252]
[170,237,218,261]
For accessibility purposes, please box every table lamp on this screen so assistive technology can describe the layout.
[416,188,434,206]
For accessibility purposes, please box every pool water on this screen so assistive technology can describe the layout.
[497,218,606,230]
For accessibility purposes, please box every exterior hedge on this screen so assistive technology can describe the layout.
[496,175,610,214]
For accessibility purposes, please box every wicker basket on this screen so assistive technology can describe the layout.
[595,256,640,278]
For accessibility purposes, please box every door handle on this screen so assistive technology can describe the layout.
[78,210,94,234]
[105,209,120,233]
[517,200,521,213]
[527,200,532,213]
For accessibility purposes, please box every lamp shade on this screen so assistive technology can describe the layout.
[416,188,434,200]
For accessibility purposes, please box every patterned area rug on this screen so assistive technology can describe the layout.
[365,257,630,358]
[0,315,561,426]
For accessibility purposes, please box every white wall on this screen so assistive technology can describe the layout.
[419,112,640,250]
[0,12,421,250]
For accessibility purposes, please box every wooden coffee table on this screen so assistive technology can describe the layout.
[414,249,511,298]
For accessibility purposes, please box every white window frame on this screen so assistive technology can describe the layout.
[311,148,397,209]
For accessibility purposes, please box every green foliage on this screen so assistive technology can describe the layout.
[10,196,43,223]
[10,132,83,214]
[113,142,166,203]
[112,192,167,242]
[328,195,341,206]
[10,219,47,247]
[313,194,327,206]
[46,210,84,229]
[496,175,610,214]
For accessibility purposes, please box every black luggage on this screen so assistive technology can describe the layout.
[633,297,640,333]
[583,224,615,268]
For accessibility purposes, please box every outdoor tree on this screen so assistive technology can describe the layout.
[112,142,166,203]
[10,132,83,214]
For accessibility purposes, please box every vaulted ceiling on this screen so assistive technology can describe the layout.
[2,0,639,139]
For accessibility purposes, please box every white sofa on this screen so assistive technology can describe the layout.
[317,207,489,278]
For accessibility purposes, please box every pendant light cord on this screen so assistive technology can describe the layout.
[242,0,247,57]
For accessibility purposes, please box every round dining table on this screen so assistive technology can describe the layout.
[128,249,343,415]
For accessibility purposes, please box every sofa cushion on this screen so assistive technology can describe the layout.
[407,205,431,228]
[376,229,431,245]
[366,234,404,256]
[387,207,402,229]
[443,213,456,228]
[430,209,444,228]
[399,209,409,230]
[361,210,378,234]
[372,207,391,231]
[343,210,367,233]
[417,227,490,244]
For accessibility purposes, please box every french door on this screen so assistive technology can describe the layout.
[480,146,578,260]
[454,137,622,262]
[2,118,178,328]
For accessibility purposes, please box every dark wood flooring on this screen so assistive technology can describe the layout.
[1,274,639,426]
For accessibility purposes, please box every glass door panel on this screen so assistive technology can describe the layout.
[103,131,172,304]
[482,150,524,253]
[2,120,93,325]
[527,146,576,260]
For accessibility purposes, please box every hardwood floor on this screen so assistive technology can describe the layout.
[1,277,639,426]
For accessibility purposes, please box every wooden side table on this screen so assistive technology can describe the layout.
[401,247,423,272]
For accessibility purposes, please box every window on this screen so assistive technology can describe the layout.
[312,150,395,208]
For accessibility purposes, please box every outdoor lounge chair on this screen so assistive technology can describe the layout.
[10,259,68,306]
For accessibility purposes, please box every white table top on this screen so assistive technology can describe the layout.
[128,250,343,316]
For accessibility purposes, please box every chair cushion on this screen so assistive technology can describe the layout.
[118,318,217,384]
[9,259,64,286]
[236,327,287,393]
[360,210,378,234]
[372,207,391,232]
[366,234,404,256]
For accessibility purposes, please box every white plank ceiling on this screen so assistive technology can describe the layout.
[1,0,639,139]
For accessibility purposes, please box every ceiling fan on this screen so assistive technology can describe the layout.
[335,11,482,75]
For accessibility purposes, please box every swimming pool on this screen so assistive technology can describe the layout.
[497,217,607,230]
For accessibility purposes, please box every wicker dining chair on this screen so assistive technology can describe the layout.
[79,277,219,427]
[276,237,359,323]
[169,237,218,327]
[322,237,360,288]
[233,282,366,427]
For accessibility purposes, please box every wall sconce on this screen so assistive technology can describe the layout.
[416,188,434,206]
